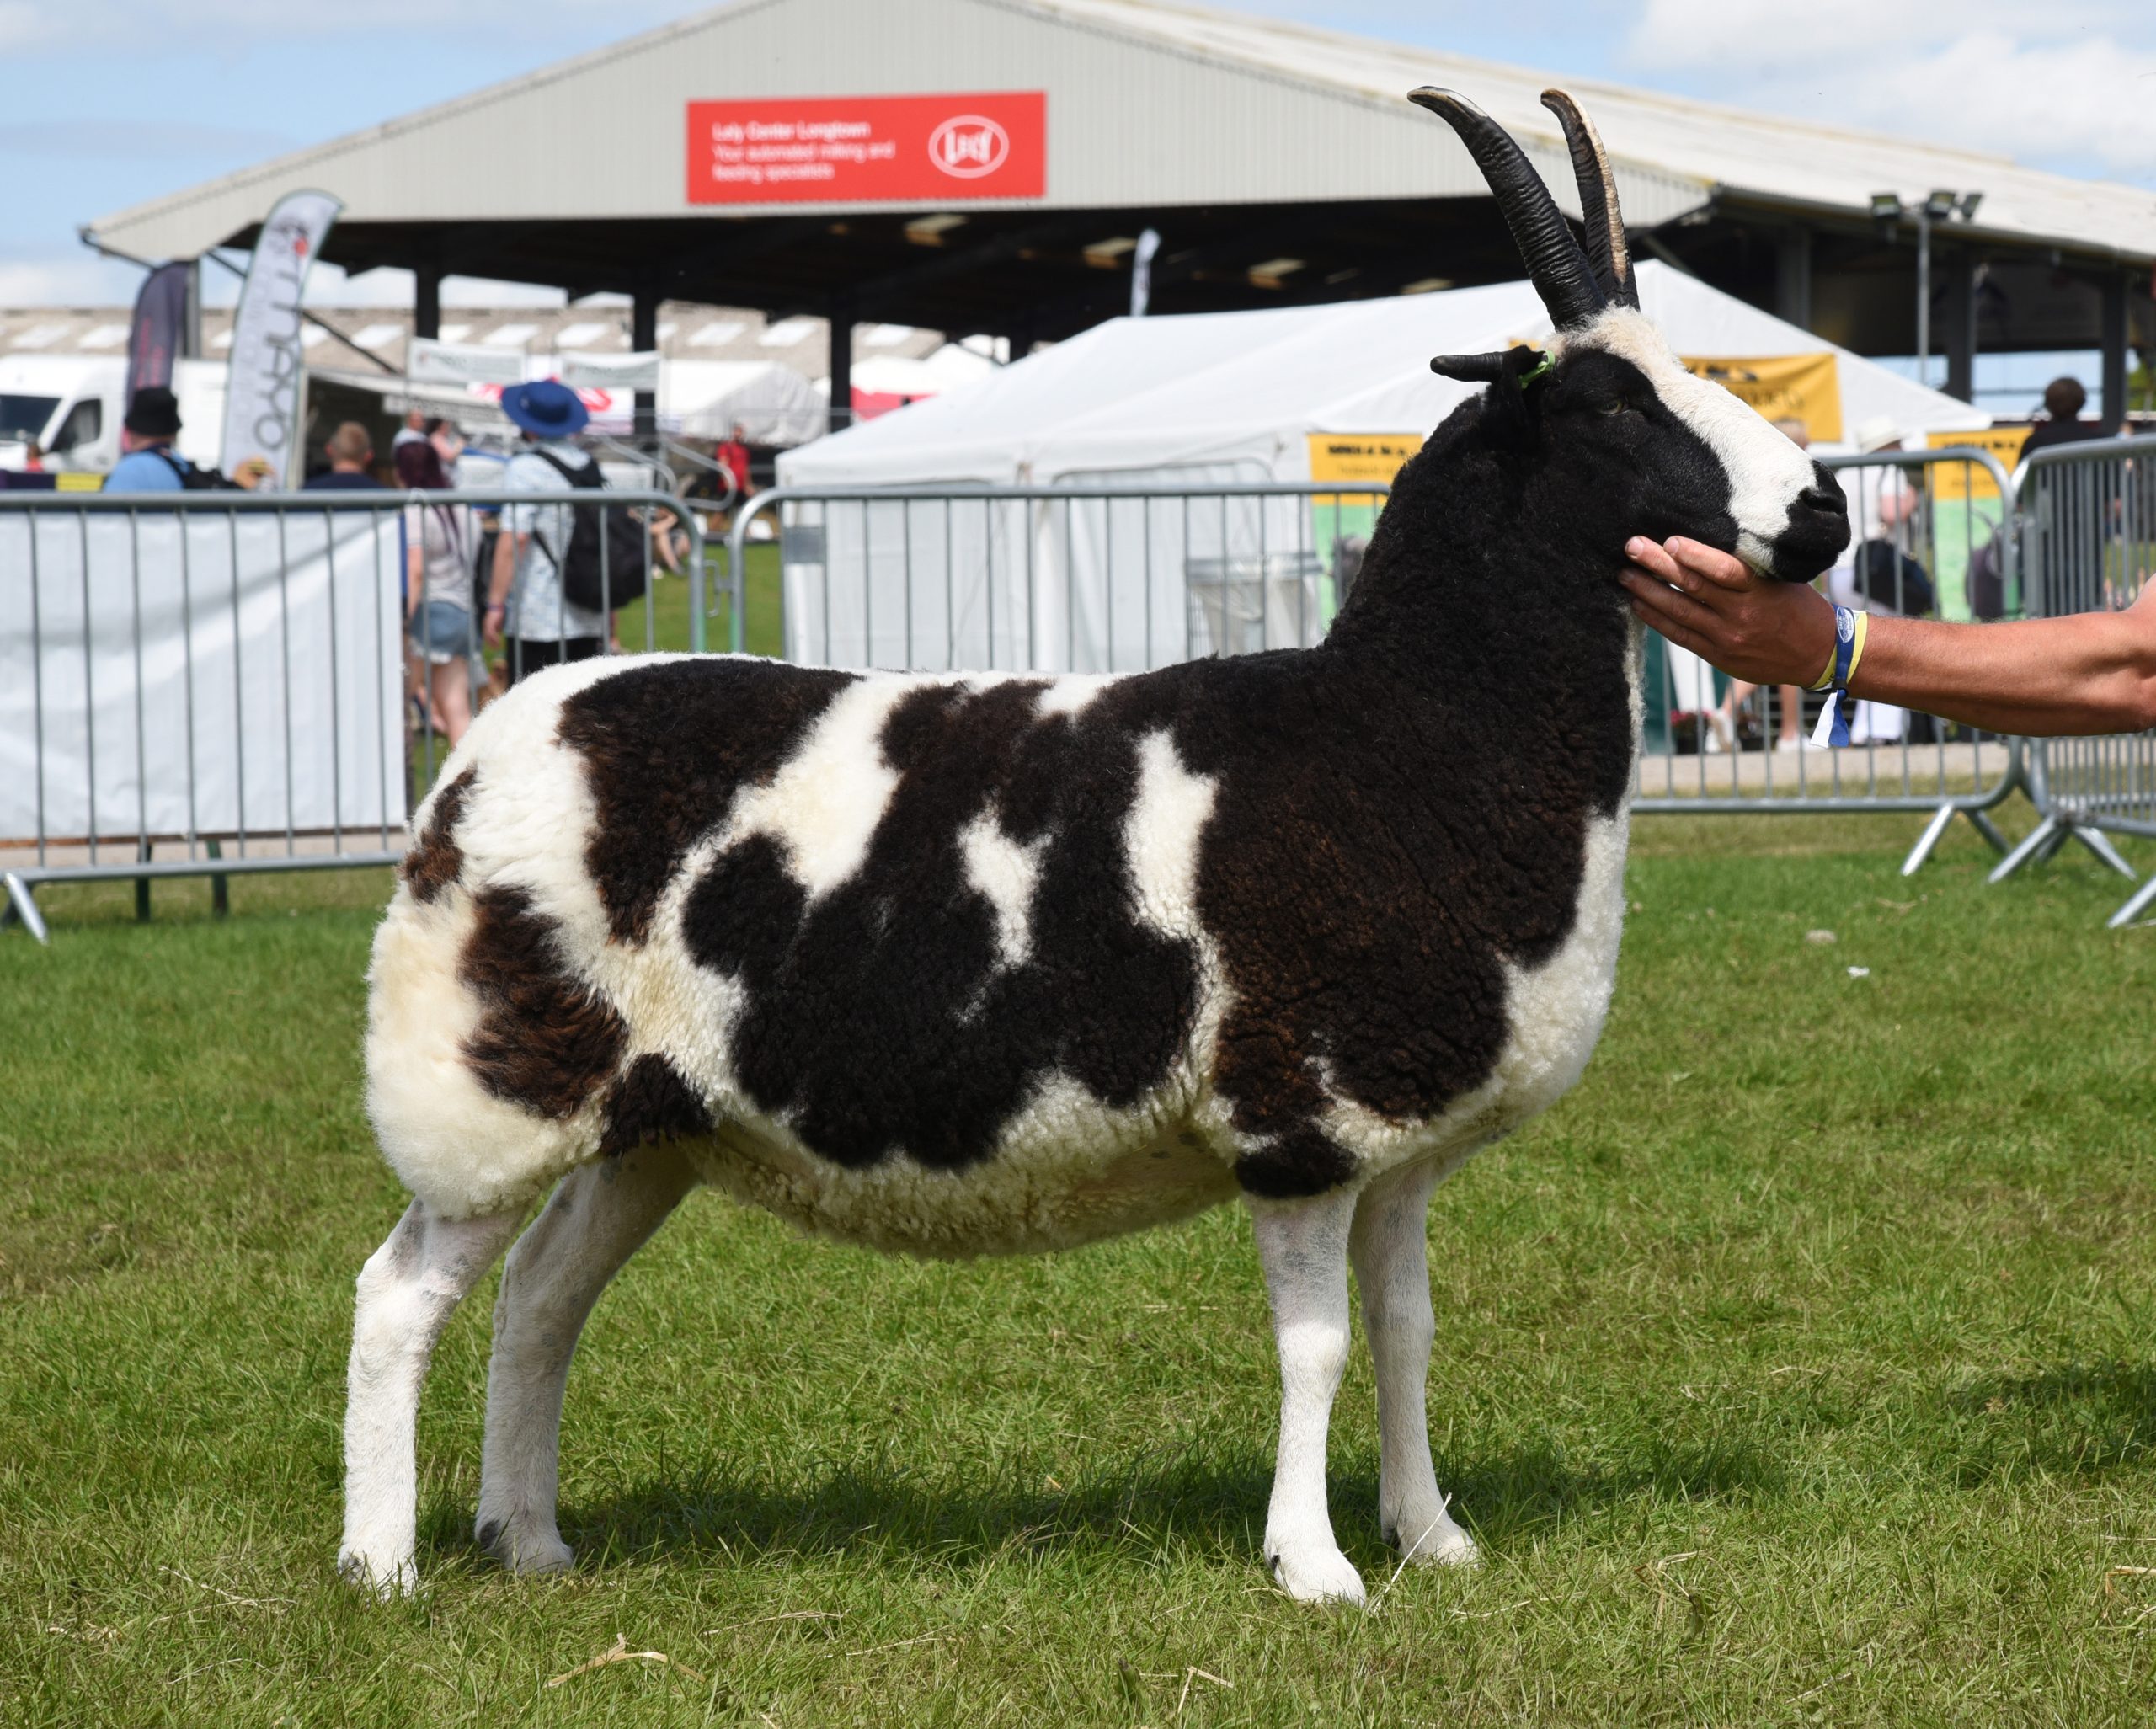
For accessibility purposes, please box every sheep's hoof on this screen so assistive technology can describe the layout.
[1267,1544,1367,1607]
[337,1549,418,1600]
[1382,1510,1479,1568]
[476,1514,574,1577]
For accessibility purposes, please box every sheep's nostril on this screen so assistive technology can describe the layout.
[1797,484,1842,515]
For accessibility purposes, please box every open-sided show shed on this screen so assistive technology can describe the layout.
[87,0,2155,438]
[776,262,1989,671]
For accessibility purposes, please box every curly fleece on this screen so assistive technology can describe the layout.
[363,307,1846,1251]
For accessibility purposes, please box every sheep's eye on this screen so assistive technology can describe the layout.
[1599,398,1630,416]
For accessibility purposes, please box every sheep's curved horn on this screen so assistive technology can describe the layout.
[1428,352,1510,382]
[1407,86,1606,330]
[1540,89,1638,310]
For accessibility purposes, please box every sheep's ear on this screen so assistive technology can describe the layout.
[1430,351,1510,382]
[1482,345,1549,451]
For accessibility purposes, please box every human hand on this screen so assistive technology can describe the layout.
[483,603,505,648]
[1620,536,1836,689]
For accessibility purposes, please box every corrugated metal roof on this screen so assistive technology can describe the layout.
[0,302,949,376]
[85,0,2153,267]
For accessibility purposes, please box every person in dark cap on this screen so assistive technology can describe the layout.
[106,386,190,491]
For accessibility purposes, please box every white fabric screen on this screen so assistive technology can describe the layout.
[0,507,407,846]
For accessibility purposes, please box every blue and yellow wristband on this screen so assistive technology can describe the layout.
[1807,606,1868,748]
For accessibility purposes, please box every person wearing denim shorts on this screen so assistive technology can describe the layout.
[398,429,479,745]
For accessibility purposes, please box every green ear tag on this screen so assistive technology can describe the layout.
[1518,352,1555,387]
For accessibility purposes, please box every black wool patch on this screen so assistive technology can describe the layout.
[459,885,627,1119]
[681,677,1201,1171]
[599,1054,711,1158]
[558,658,858,946]
[401,766,475,904]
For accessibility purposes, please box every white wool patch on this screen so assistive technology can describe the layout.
[958,807,1046,968]
[1576,308,1817,574]
[728,675,910,902]
[1034,674,1122,718]
[1124,730,1216,926]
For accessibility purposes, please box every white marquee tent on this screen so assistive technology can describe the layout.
[779,263,1991,671]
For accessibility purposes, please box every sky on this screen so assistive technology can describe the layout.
[3,0,2153,313]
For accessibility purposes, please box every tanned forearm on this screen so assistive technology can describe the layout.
[1620,535,2156,739]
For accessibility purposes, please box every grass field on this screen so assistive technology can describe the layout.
[7,810,2156,1724]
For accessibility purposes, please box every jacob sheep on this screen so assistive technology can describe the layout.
[343,88,1850,1605]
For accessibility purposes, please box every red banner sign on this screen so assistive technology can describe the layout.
[686,92,1046,205]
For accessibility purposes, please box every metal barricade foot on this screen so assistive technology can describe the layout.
[3,873,50,946]
[1988,815,2060,884]
[1965,809,2009,856]
[1900,803,1956,878]
[2109,875,2156,930]
[2073,826,2138,882]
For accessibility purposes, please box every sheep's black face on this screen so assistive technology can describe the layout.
[1518,312,1850,584]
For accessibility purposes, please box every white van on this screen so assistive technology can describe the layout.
[0,355,126,475]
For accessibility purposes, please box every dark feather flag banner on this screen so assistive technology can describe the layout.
[124,261,192,407]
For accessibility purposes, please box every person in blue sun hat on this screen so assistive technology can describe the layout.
[485,379,607,685]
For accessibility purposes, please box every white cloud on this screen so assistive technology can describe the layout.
[1628,0,2156,182]
[5,0,702,53]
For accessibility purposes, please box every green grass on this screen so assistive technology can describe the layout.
[7,811,2156,1724]
[611,543,785,660]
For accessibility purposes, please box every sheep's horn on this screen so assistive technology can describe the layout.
[1540,89,1638,310]
[1407,87,1606,330]
[1429,352,1511,382]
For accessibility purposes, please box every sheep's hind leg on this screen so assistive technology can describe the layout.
[340,1198,524,1597]
[1250,1181,1365,1606]
[1350,1159,1476,1567]
[476,1143,698,1575]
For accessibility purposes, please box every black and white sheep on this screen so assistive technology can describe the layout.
[342,88,1850,1604]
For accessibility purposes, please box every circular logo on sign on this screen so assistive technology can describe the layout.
[929,115,1010,179]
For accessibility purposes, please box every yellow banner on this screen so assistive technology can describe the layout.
[55,472,102,492]
[1680,352,1842,446]
[1924,425,2029,499]
[1307,433,1422,504]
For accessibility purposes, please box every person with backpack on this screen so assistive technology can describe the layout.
[484,380,648,686]
[106,387,195,491]
[105,386,270,491]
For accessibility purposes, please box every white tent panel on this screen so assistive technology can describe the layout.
[780,264,1990,672]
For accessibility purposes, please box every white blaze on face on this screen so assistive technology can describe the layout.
[1576,309,1819,574]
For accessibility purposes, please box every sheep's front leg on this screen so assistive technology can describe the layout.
[340,1198,523,1597]
[1350,1159,1476,1567]
[476,1144,698,1574]
[1250,1184,1364,1605]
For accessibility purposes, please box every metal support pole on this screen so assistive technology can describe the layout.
[632,286,659,444]
[136,835,152,922]
[1943,252,1976,404]
[1915,206,1932,390]
[2100,271,2128,435]
[207,835,229,916]
[414,266,441,341]
[2110,873,2156,929]
[828,302,854,436]
[1775,224,1812,332]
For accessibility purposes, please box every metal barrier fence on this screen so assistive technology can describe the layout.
[13,448,2155,942]
[2003,439,2156,925]
[1631,446,2025,876]
[1,485,697,943]
[723,482,1390,670]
